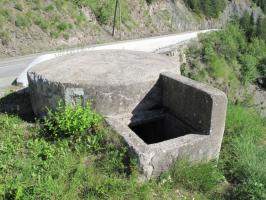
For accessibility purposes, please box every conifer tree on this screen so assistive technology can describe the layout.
[256,16,266,41]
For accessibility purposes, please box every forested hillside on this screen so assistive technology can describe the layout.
[183,0,226,18]
[0,0,263,57]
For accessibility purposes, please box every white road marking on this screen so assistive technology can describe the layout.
[0,65,10,69]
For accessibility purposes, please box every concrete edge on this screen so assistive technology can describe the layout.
[16,29,216,87]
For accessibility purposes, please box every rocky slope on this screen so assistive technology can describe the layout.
[0,0,263,57]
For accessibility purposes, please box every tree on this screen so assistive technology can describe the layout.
[183,0,226,18]
[256,17,266,41]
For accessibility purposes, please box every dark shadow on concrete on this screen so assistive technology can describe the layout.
[128,75,205,145]
[131,79,163,116]
[0,88,35,122]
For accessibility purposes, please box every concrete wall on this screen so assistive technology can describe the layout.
[107,72,227,179]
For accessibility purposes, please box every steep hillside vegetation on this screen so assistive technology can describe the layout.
[181,18,266,198]
[0,0,262,57]
[183,0,226,18]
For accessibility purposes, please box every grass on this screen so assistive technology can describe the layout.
[0,103,208,199]
[0,91,266,199]
[181,21,266,199]
[0,0,133,41]
[15,15,31,28]
[219,104,266,199]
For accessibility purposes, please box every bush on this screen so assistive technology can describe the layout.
[41,102,103,150]
[57,22,72,32]
[14,3,23,11]
[32,15,49,31]
[15,15,31,27]
[0,8,12,22]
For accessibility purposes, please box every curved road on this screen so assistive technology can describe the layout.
[0,54,37,89]
[0,30,214,89]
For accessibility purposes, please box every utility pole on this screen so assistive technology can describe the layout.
[112,0,122,39]
[119,0,122,40]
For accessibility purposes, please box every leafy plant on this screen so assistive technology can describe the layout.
[41,102,103,151]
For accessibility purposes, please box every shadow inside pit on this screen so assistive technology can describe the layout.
[0,88,35,122]
[128,76,203,145]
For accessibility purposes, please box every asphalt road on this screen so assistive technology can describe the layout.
[0,55,38,90]
[0,30,214,90]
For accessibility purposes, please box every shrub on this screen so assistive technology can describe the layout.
[56,22,72,32]
[50,31,60,38]
[15,15,31,27]
[93,0,116,25]
[32,15,49,31]
[0,9,12,22]
[14,3,23,11]
[41,102,103,151]
[74,12,87,26]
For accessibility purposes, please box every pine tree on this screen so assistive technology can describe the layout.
[257,17,266,41]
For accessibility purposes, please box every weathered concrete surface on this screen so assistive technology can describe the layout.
[28,50,227,179]
[28,50,180,117]
[106,73,227,178]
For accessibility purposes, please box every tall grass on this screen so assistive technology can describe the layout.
[220,105,266,199]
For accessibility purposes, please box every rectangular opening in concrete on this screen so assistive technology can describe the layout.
[129,113,197,144]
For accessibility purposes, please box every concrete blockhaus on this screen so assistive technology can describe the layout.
[28,50,227,179]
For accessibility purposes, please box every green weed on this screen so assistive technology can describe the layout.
[160,160,224,195]
[41,102,102,150]
[15,15,31,28]
[219,105,266,199]
[14,3,23,11]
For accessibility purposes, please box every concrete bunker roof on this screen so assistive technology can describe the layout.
[29,50,179,86]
